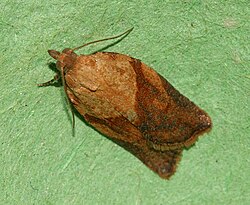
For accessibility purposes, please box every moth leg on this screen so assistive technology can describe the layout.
[37,74,60,87]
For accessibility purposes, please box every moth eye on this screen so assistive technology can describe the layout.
[62,48,72,54]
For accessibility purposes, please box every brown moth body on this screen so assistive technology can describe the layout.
[39,29,212,179]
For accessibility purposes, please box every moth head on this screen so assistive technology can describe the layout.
[48,48,77,74]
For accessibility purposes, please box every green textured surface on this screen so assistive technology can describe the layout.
[1,0,249,204]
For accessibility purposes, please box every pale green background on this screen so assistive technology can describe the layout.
[1,0,249,204]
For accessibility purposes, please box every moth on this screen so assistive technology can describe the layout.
[38,28,212,179]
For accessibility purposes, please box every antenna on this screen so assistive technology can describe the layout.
[72,27,133,51]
